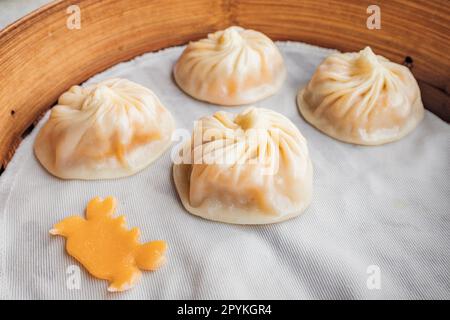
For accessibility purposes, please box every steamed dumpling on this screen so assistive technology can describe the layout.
[34,78,175,179]
[173,26,286,106]
[173,107,313,224]
[297,47,424,145]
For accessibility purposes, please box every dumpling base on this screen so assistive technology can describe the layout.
[34,110,175,180]
[173,162,312,225]
[297,88,424,146]
[174,68,286,106]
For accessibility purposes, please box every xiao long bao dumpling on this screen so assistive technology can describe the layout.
[34,78,175,179]
[173,107,313,224]
[173,26,286,106]
[297,47,424,145]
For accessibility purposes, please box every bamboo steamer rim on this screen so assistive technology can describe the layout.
[0,0,448,171]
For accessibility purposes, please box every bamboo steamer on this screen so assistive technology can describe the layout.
[0,0,448,170]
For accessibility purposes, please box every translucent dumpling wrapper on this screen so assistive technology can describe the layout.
[34,78,175,179]
[173,107,313,224]
[297,47,424,145]
[173,26,286,106]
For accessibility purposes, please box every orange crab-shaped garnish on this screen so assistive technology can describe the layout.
[50,196,167,292]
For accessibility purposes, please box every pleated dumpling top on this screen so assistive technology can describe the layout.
[297,47,424,145]
[34,78,175,179]
[174,26,286,106]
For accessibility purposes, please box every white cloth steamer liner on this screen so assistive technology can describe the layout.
[0,42,449,299]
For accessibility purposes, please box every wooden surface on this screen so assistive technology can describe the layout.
[0,0,448,169]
